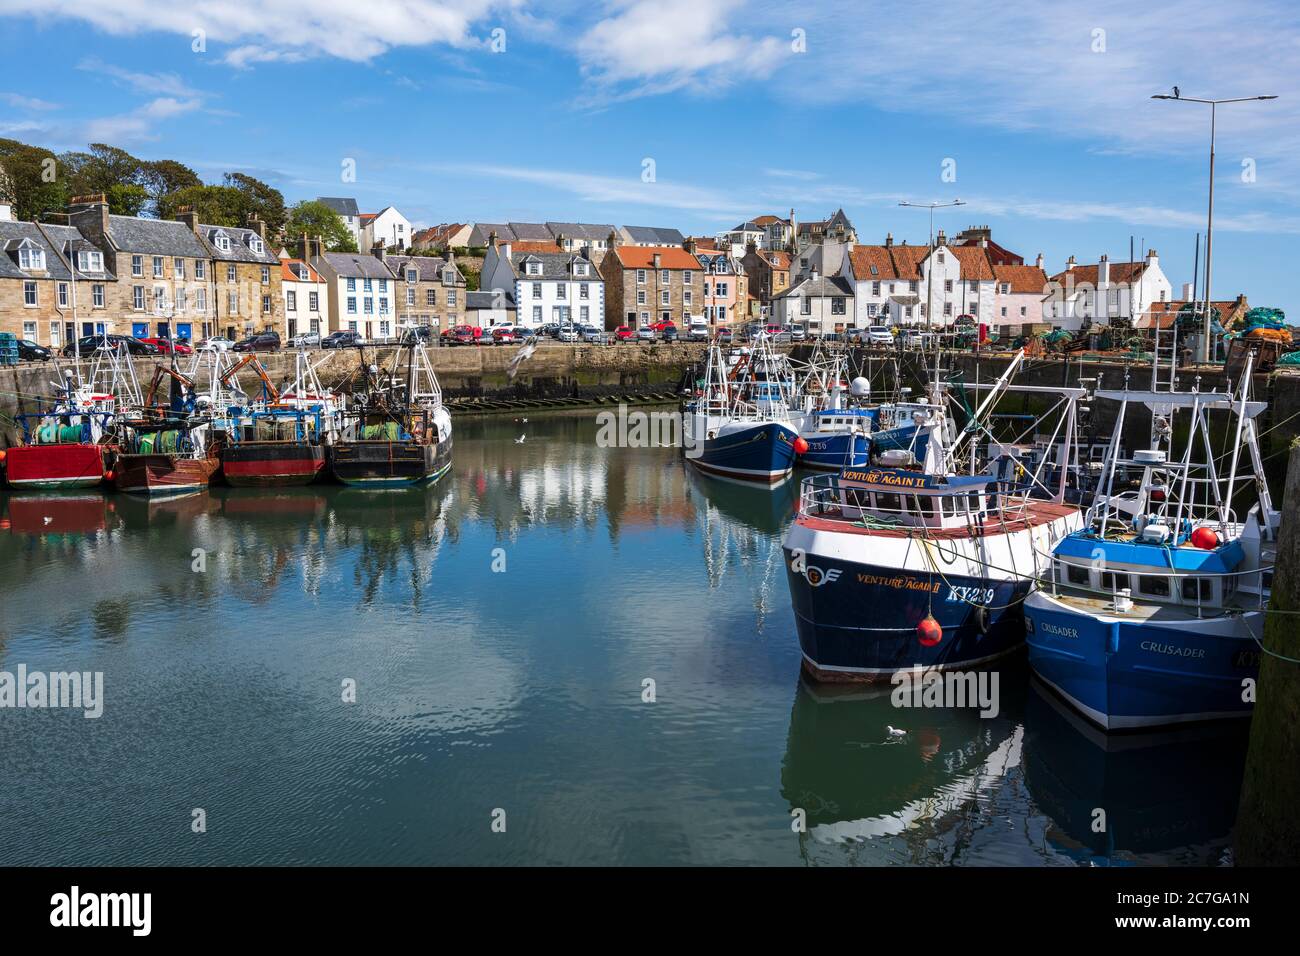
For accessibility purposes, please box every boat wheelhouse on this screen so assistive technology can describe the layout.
[1024,357,1278,730]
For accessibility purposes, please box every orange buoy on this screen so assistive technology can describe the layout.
[793,436,809,455]
[0,448,6,463]
[103,470,114,483]
[917,614,943,647]
[1190,526,1220,550]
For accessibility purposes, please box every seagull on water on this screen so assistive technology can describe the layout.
[886,726,907,738]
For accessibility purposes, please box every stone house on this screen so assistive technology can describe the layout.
[386,252,468,333]
[599,239,701,329]
[182,213,283,340]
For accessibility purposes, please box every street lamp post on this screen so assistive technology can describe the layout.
[1152,90,1277,363]
[899,199,965,330]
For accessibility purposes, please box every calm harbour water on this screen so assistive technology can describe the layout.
[0,411,1247,866]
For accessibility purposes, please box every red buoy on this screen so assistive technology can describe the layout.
[917,614,943,647]
[793,437,809,455]
[1190,526,1220,550]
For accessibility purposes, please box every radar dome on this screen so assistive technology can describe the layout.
[849,376,871,397]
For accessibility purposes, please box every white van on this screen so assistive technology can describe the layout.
[687,319,710,341]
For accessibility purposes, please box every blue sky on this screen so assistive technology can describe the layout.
[2,0,1298,315]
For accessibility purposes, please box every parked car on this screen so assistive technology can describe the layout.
[510,327,538,340]
[322,330,366,349]
[651,320,676,333]
[783,323,806,342]
[901,330,937,349]
[687,322,709,342]
[62,334,158,358]
[557,325,580,343]
[197,336,234,352]
[538,323,562,339]
[139,337,193,355]
[660,326,680,342]
[17,339,51,361]
[715,328,734,345]
[491,327,517,344]
[232,331,281,353]
[440,325,480,346]
[636,326,656,343]
[288,331,322,347]
[866,325,894,346]
[580,325,605,344]
[614,325,637,342]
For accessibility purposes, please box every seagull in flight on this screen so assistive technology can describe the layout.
[515,434,527,444]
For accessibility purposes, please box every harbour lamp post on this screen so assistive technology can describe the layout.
[899,199,965,330]
[1151,90,1277,363]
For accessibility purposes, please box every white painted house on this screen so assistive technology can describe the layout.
[480,239,604,330]
[360,206,412,252]
[771,272,854,334]
[279,249,328,339]
[1044,250,1172,331]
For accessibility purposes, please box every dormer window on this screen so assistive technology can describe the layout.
[17,241,45,271]
[214,232,231,252]
[249,236,264,255]
[526,260,542,276]
[77,250,102,273]
[574,263,587,276]
[406,268,418,284]
[296,264,309,281]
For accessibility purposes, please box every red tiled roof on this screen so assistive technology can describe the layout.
[848,246,902,281]
[993,263,1048,294]
[281,258,322,283]
[1137,299,1247,330]
[1051,260,1147,286]
[612,245,702,270]
[509,239,563,253]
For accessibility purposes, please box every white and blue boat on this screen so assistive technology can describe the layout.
[685,338,803,484]
[783,351,1088,681]
[791,354,875,471]
[1024,358,1278,730]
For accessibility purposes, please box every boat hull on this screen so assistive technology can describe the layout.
[783,550,1029,681]
[798,432,872,471]
[330,435,452,487]
[687,419,798,483]
[222,442,326,486]
[1024,590,1260,730]
[114,453,220,496]
[3,443,110,489]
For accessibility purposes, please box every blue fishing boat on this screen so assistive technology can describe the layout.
[1024,357,1278,730]
[684,338,803,484]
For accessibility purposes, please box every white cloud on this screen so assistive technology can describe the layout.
[1,92,59,111]
[76,57,203,98]
[83,97,205,144]
[0,0,510,63]
[575,0,788,101]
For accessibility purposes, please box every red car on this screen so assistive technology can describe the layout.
[651,320,676,333]
[491,327,517,344]
[441,325,483,345]
[140,337,193,355]
[614,325,637,341]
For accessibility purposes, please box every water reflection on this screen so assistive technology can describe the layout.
[0,409,1252,866]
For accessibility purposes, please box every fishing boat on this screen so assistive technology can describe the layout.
[791,350,875,471]
[683,335,806,484]
[329,340,452,487]
[782,351,1087,681]
[2,343,141,490]
[220,350,342,486]
[114,364,220,496]
[1023,351,1277,730]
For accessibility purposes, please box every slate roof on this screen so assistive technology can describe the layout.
[0,221,73,280]
[621,225,685,245]
[387,254,465,287]
[511,250,599,280]
[107,215,209,258]
[467,290,516,310]
[315,251,399,280]
[546,221,616,242]
[508,221,554,242]
[469,222,514,245]
[695,251,743,274]
[40,223,115,280]
[200,223,278,264]
[317,197,360,218]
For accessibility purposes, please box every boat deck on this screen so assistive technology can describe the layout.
[796,499,1076,540]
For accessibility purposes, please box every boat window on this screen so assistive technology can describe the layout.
[1181,578,1213,602]
[1139,575,1170,597]
[1067,564,1090,586]
[876,492,901,513]
[968,493,983,512]
[1101,571,1130,592]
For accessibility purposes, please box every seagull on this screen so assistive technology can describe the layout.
[43,516,53,526]
[507,335,540,382]
[886,726,907,738]
[1172,85,1180,99]
[515,435,526,444]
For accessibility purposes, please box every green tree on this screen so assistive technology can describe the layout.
[285,199,358,252]
[0,138,67,221]
[157,184,246,225]
[224,172,287,238]
[140,159,201,216]
[106,182,149,216]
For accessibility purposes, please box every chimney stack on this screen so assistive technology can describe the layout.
[684,237,698,254]
[885,232,893,247]
[1182,282,1195,300]
[936,229,947,247]
[174,205,199,235]
[653,252,662,271]
[607,229,620,250]
[372,241,386,262]
[1066,255,1077,270]
[68,193,111,245]
[247,214,267,241]
[1098,253,1110,287]
[1035,252,1044,270]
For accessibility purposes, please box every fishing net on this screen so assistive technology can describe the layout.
[1240,306,1286,331]
[360,421,401,441]
[34,423,85,444]
[137,429,183,454]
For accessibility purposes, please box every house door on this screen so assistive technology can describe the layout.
[81,322,94,337]
[157,321,170,339]
[64,322,75,345]
[287,319,297,339]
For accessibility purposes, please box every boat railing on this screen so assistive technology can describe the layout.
[1033,545,1271,616]
[796,472,1018,530]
